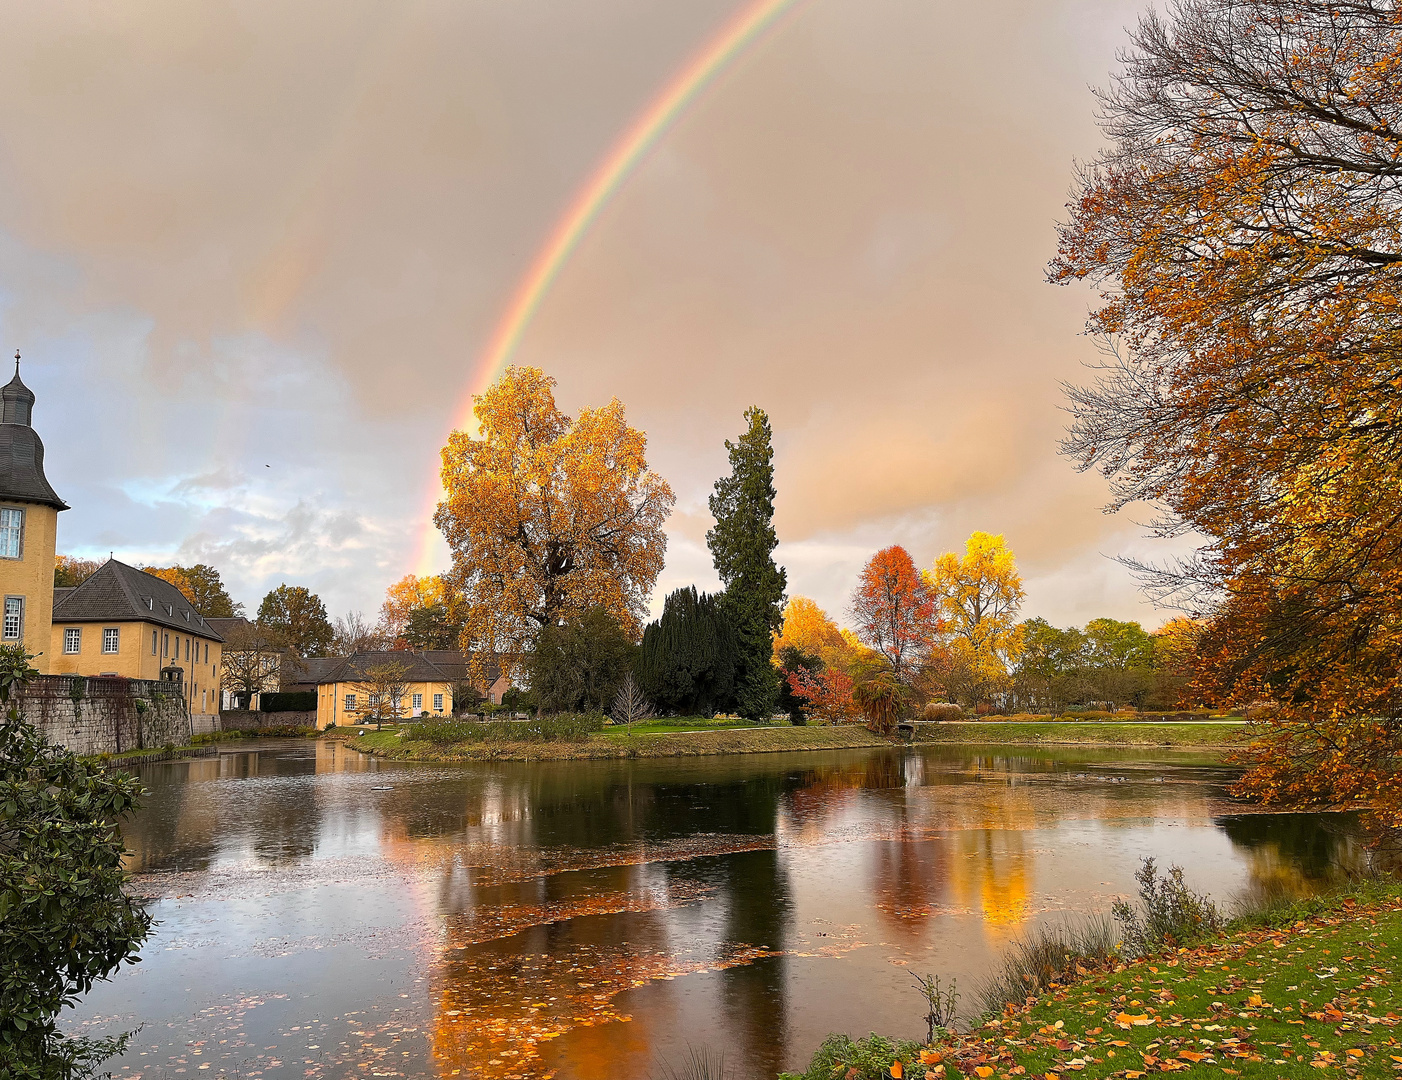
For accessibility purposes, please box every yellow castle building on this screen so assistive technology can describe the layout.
[0,354,68,670]
[0,353,223,730]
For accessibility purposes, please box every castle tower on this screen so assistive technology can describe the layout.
[0,353,67,672]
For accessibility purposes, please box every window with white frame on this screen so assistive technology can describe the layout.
[345,693,357,710]
[433,692,444,712]
[0,508,22,559]
[63,627,81,654]
[102,628,119,654]
[3,597,22,640]
[412,692,423,710]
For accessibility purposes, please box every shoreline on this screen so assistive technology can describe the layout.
[344,720,1244,762]
[779,883,1402,1080]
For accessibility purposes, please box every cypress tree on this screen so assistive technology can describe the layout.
[707,407,787,721]
[637,587,737,716]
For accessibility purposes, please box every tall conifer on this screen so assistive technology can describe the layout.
[707,407,787,721]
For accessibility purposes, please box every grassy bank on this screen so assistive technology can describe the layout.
[338,719,1246,762]
[347,723,892,761]
[913,721,1244,749]
[783,882,1402,1079]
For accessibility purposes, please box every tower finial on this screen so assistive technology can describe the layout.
[13,351,18,376]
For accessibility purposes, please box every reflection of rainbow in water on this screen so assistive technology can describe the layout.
[411,0,808,576]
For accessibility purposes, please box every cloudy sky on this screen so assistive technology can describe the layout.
[0,0,1188,628]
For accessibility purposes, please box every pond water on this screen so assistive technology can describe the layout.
[65,739,1363,1080]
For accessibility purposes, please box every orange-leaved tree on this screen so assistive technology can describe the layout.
[1052,0,1402,826]
[849,546,938,683]
[434,367,675,677]
[380,574,446,647]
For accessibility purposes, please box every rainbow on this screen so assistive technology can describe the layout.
[414,0,807,575]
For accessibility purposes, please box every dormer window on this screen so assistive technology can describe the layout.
[183,611,190,621]
[165,604,173,617]
[145,598,153,611]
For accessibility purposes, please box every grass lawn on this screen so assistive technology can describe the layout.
[950,893,1402,1078]
[913,721,1246,749]
[787,886,1402,1080]
[345,723,890,760]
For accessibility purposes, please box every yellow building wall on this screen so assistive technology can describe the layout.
[316,679,456,730]
[50,619,223,719]
[0,502,58,673]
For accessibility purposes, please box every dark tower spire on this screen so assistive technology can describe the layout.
[0,350,66,509]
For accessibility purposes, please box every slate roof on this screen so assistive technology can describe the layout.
[51,559,225,641]
[280,656,341,692]
[311,650,499,686]
[0,367,67,510]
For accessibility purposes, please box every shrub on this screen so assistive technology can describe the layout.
[0,706,151,1077]
[1112,857,1222,954]
[407,712,605,745]
[974,916,1119,1016]
[921,702,963,722]
[778,1033,925,1080]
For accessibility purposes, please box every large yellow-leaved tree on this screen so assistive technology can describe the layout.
[927,532,1025,707]
[434,367,675,676]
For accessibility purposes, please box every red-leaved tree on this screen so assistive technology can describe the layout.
[848,546,939,681]
[786,666,859,725]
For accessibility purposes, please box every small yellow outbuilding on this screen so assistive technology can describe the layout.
[311,649,508,730]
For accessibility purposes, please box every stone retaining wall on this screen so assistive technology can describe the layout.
[218,708,317,731]
[13,675,192,756]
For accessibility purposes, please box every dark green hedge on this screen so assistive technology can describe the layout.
[260,691,317,713]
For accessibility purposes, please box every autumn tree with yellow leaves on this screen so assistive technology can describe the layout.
[1054,0,1402,825]
[927,532,1025,708]
[434,367,674,677]
[379,574,445,643]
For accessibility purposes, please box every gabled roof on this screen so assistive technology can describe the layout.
[52,559,225,641]
[310,649,499,686]
[283,657,341,688]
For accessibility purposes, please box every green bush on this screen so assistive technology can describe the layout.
[0,704,151,1078]
[1113,857,1222,954]
[778,1033,924,1080]
[260,691,317,713]
[408,712,605,745]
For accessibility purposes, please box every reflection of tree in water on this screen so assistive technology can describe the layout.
[1217,812,1370,901]
[717,848,791,1079]
[871,759,951,936]
[947,827,1032,944]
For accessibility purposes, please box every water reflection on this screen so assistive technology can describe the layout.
[71,740,1363,1080]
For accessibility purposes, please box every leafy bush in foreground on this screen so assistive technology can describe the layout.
[1113,857,1221,954]
[408,712,605,745]
[777,1033,924,1080]
[0,664,152,1078]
